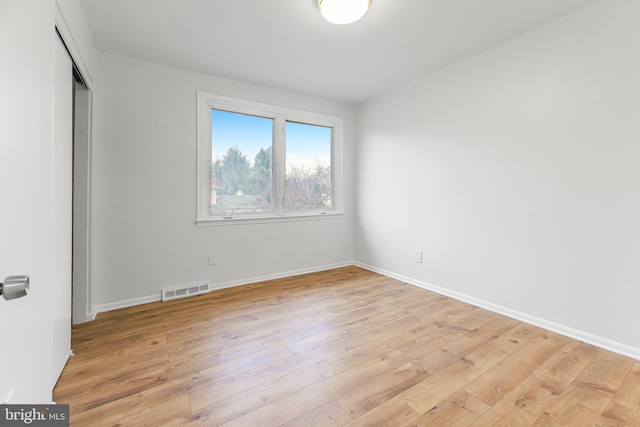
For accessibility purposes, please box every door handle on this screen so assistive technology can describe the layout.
[0,275,30,300]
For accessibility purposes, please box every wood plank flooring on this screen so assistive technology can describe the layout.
[53,266,640,426]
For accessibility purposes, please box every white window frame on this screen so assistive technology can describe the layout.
[196,91,343,226]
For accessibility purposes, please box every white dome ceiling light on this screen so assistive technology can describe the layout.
[318,0,371,25]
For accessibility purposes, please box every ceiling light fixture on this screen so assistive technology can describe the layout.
[318,0,370,25]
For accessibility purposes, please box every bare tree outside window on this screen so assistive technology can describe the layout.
[285,121,332,212]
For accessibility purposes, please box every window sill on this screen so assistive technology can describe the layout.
[195,211,344,227]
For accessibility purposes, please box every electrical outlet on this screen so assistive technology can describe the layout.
[415,250,422,263]
[207,252,216,266]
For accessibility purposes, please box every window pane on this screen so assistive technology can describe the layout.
[211,109,273,214]
[285,121,332,212]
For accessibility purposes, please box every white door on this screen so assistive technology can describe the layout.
[0,1,72,403]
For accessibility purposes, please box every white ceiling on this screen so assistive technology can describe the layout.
[80,0,601,104]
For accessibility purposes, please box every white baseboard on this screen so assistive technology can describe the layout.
[92,261,354,317]
[354,261,640,361]
[71,308,99,325]
[204,261,354,293]
[93,294,161,316]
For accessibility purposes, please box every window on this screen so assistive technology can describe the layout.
[197,92,343,225]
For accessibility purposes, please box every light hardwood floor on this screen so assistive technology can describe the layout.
[54,266,640,426]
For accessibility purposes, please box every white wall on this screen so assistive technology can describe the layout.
[356,0,640,356]
[93,53,356,309]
